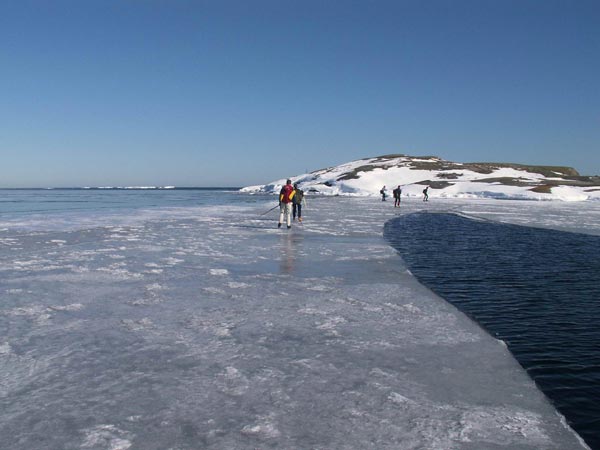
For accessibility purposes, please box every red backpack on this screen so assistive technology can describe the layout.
[280,184,295,203]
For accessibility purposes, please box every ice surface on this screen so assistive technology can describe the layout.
[1,196,595,449]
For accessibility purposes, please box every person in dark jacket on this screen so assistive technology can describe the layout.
[380,186,387,201]
[393,185,402,207]
[292,183,306,222]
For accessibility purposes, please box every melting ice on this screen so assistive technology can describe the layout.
[1,194,595,449]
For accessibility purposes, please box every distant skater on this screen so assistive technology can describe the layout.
[292,183,306,222]
[278,179,296,229]
[380,186,387,201]
[393,185,402,207]
[423,186,429,202]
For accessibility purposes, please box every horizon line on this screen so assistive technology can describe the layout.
[0,186,244,191]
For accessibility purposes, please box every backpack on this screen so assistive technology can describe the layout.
[294,189,304,204]
[280,184,295,203]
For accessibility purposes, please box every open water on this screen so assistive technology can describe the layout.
[0,188,243,216]
[0,188,248,232]
[384,212,600,449]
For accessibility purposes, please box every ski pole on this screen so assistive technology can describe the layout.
[261,204,280,215]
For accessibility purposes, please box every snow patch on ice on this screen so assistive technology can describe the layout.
[298,307,327,316]
[163,257,184,266]
[316,316,347,336]
[400,303,422,314]
[388,391,417,406]
[215,326,232,337]
[217,366,249,396]
[306,285,331,292]
[48,303,84,312]
[240,415,281,439]
[458,407,550,444]
[0,342,11,355]
[81,424,132,450]
[5,305,53,324]
[121,318,153,331]
[97,265,144,280]
[209,268,229,276]
[145,283,163,291]
[5,288,23,294]
[129,284,165,305]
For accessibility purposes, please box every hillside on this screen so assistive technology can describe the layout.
[241,154,600,201]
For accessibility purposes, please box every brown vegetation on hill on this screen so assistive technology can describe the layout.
[315,155,598,192]
[530,185,553,194]
[466,163,580,178]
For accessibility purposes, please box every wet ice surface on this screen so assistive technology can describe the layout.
[1,196,594,449]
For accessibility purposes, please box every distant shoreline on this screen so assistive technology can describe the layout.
[0,187,243,191]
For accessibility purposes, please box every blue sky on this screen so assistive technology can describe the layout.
[1,0,599,187]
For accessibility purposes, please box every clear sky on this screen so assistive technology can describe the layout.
[1,0,599,187]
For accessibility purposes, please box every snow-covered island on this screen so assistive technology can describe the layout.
[242,154,600,201]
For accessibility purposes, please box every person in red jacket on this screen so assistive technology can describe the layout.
[278,179,296,229]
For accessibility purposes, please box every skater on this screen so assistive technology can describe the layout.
[422,186,429,202]
[380,186,387,201]
[292,183,306,222]
[278,179,295,229]
[393,185,402,207]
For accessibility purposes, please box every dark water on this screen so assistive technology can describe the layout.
[384,212,600,449]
